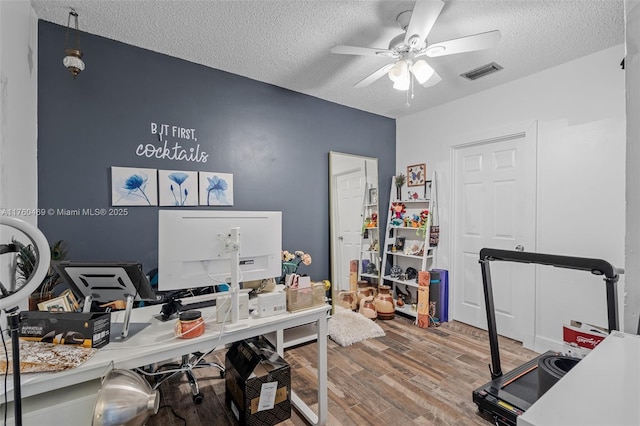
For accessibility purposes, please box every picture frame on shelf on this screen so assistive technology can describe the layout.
[407,163,426,187]
[369,187,378,204]
[424,180,433,200]
[37,295,71,312]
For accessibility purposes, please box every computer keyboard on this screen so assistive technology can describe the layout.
[178,298,217,312]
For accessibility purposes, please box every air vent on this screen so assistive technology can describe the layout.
[460,62,503,81]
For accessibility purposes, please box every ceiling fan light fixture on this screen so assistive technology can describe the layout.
[393,73,411,91]
[410,60,434,85]
[388,60,408,82]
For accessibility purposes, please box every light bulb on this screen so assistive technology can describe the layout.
[393,72,410,91]
[388,60,408,82]
[410,60,434,85]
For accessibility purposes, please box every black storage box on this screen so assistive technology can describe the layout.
[225,337,291,425]
[19,311,111,349]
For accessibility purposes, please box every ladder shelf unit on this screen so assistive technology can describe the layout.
[358,187,381,285]
[381,172,438,320]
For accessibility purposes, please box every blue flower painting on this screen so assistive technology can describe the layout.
[112,166,158,206]
[199,172,233,206]
[159,170,198,207]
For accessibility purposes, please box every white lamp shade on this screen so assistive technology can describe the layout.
[393,72,411,91]
[388,60,408,82]
[63,55,85,72]
[410,60,434,85]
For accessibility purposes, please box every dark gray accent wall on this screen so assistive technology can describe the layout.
[37,20,395,283]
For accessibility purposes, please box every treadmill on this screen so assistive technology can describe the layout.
[472,248,620,426]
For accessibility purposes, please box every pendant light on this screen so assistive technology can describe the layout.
[63,9,85,78]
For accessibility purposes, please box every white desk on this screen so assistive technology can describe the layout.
[2,302,330,426]
[518,331,640,426]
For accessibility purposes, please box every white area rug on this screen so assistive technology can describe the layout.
[328,308,385,347]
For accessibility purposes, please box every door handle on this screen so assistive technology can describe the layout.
[515,245,524,252]
[339,236,344,240]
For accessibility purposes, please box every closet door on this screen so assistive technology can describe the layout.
[452,123,537,346]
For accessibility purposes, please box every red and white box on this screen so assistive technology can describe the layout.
[562,320,608,359]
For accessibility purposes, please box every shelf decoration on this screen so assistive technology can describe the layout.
[280,250,312,285]
[417,210,430,237]
[391,202,406,218]
[394,174,406,200]
[369,187,378,204]
[407,164,426,187]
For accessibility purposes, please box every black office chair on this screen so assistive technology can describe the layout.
[138,273,226,404]
[147,349,225,404]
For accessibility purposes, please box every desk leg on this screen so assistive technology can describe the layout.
[276,329,285,357]
[290,313,327,425]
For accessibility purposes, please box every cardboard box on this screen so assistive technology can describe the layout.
[19,311,111,348]
[562,320,608,359]
[257,291,287,318]
[225,337,291,425]
[417,270,430,328]
[349,260,358,292]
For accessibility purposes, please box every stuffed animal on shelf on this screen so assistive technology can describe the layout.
[390,202,406,219]
[391,218,404,227]
[369,212,378,227]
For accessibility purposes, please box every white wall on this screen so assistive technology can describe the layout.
[0,0,38,216]
[397,45,627,351]
[0,0,39,305]
[625,0,640,335]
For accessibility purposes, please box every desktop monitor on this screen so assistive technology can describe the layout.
[158,210,282,293]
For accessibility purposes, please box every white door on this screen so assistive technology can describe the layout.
[452,123,537,346]
[334,169,365,292]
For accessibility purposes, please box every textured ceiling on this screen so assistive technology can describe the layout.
[31,0,625,119]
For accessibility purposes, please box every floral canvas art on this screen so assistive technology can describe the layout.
[158,170,198,206]
[199,172,233,206]
[111,166,158,206]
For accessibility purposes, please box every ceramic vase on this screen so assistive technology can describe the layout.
[374,285,395,320]
[356,281,371,305]
[338,291,358,311]
[359,295,377,320]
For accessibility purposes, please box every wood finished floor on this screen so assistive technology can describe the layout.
[146,317,537,425]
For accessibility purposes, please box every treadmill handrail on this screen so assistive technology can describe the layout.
[478,248,620,380]
[479,248,620,279]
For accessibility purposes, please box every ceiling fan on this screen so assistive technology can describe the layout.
[330,0,501,91]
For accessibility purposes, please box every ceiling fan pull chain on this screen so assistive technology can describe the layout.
[410,75,415,100]
[405,84,410,108]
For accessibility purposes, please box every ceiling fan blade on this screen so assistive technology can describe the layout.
[330,45,395,58]
[421,70,442,88]
[426,30,501,57]
[404,0,445,46]
[354,63,395,88]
